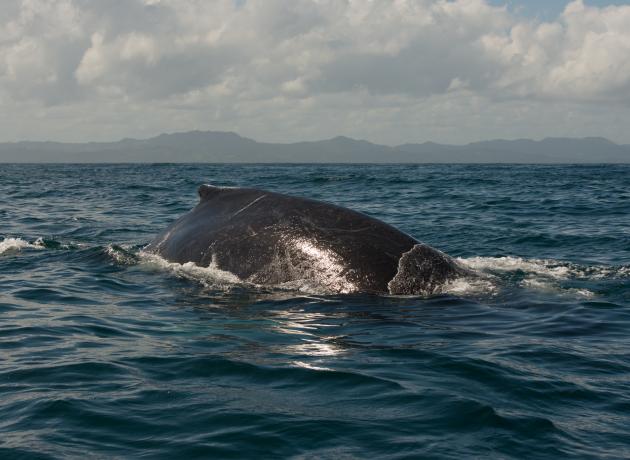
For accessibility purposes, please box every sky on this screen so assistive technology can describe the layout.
[1,0,630,145]
[490,0,630,19]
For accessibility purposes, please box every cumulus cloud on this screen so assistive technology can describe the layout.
[483,0,630,101]
[0,0,629,144]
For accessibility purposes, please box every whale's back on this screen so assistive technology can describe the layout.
[146,185,465,294]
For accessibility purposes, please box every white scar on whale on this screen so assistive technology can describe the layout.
[232,194,267,218]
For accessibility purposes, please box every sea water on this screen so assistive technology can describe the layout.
[1,163,629,459]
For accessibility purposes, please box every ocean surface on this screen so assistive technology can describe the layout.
[1,163,629,459]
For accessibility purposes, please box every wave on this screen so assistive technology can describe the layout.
[0,237,45,255]
[136,250,243,289]
[441,276,498,296]
[104,244,141,265]
[457,255,629,280]
[100,247,630,299]
[128,250,493,297]
[0,236,89,257]
[455,256,630,298]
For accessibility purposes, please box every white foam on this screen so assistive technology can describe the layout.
[458,255,629,280]
[0,237,45,255]
[453,255,627,298]
[584,265,630,280]
[137,251,242,288]
[105,244,139,265]
[457,256,573,279]
[442,276,498,296]
[132,249,623,299]
[137,249,359,295]
[518,276,595,298]
[568,289,596,299]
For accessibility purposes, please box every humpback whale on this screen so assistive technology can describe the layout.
[145,185,468,295]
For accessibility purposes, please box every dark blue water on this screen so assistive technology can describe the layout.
[1,164,629,459]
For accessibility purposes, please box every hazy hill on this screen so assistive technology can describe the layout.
[0,131,628,163]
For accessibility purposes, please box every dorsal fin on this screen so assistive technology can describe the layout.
[198,184,222,201]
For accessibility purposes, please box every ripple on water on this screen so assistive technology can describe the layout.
[0,164,629,458]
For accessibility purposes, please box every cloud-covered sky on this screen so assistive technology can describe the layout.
[1,0,630,145]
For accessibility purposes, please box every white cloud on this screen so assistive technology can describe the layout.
[0,0,630,144]
[483,0,630,102]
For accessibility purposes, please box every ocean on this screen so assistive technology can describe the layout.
[1,163,629,459]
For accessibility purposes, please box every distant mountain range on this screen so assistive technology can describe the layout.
[1,131,629,163]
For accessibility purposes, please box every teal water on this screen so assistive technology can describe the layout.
[1,164,629,459]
